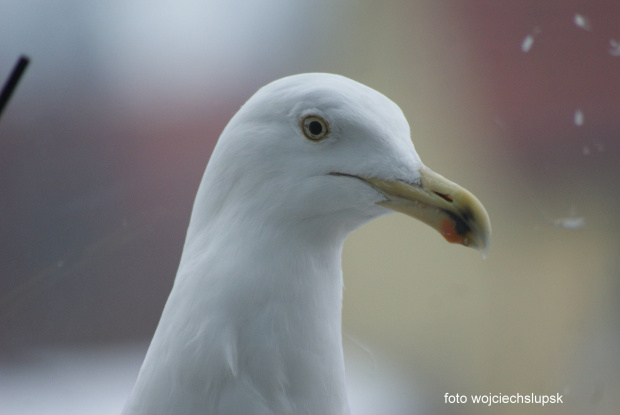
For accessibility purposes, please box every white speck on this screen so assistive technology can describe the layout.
[574,14,591,31]
[574,109,584,126]
[609,39,620,56]
[551,207,586,230]
[521,27,541,52]
[553,216,586,230]
[539,206,586,230]
[521,35,534,52]
[582,145,590,156]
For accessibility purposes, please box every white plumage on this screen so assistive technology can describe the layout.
[122,73,490,415]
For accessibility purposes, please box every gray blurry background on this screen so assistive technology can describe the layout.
[1,1,619,414]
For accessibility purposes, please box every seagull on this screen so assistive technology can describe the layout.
[122,73,491,415]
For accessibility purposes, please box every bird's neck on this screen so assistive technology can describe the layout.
[128,217,351,414]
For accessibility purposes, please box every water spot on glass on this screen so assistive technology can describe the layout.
[521,35,534,52]
[521,27,541,53]
[552,208,586,230]
[609,39,620,56]
[574,109,584,126]
[574,14,591,31]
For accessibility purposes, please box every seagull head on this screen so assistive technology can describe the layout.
[199,73,490,254]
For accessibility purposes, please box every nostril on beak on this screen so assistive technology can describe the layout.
[434,192,453,203]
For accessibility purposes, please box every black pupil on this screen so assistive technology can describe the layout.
[308,120,323,136]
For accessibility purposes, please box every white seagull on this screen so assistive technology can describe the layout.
[122,73,491,415]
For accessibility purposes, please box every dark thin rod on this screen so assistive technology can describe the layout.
[0,55,30,121]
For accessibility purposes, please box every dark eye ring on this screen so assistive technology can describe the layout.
[301,115,329,141]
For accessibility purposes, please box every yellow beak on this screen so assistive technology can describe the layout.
[340,167,491,256]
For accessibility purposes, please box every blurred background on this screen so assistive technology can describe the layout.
[1,1,619,414]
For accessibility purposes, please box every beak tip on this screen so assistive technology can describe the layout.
[447,231,491,259]
[474,238,491,259]
[469,216,492,259]
[472,225,492,259]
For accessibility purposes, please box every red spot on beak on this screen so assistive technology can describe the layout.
[440,218,465,244]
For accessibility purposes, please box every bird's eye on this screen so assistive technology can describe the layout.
[301,115,329,141]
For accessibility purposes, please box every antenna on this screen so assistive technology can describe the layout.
[0,55,30,122]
